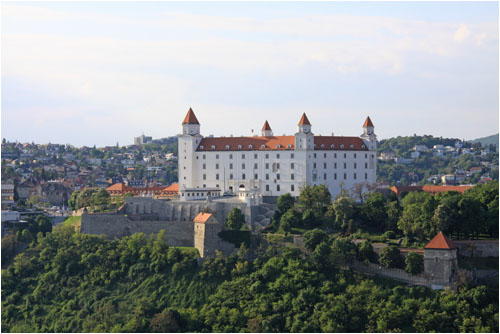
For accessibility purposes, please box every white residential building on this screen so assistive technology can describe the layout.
[178,108,377,201]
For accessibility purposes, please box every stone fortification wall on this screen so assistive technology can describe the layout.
[80,213,194,247]
[124,197,249,224]
[455,240,499,258]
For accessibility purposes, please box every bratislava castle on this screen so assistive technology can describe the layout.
[178,108,377,200]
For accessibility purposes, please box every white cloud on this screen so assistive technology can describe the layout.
[454,24,471,43]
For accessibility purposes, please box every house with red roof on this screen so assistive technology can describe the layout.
[424,232,458,283]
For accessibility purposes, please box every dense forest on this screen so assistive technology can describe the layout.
[1,224,498,333]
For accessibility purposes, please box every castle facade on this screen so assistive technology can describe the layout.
[178,108,377,200]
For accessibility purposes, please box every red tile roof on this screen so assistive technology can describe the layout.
[262,120,272,131]
[425,232,457,250]
[107,183,126,192]
[390,185,474,196]
[159,183,179,196]
[182,108,200,125]
[298,113,311,125]
[197,135,368,151]
[193,212,213,224]
[363,116,374,127]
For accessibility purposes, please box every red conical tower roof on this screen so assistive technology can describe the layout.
[298,113,311,126]
[424,232,456,250]
[363,116,374,127]
[262,120,272,131]
[182,108,200,125]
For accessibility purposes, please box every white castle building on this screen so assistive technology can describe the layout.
[178,108,377,201]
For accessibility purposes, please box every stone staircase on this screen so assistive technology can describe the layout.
[252,203,277,230]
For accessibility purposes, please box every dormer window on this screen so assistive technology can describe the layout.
[199,145,204,150]
[226,145,230,150]
[361,144,366,149]
[238,145,242,150]
[211,145,216,150]
[249,144,253,149]
[261,144,266,149]
[349,144,354,149]
[314,144,317,148]
[340,144,344,149]
[320,144,325,149]
[330,144,335,149]
[277,144,281,149]
[288,144,292,149]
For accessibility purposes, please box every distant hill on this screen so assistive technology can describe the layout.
[470,134,499,148]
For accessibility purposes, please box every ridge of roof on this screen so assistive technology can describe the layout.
[425,232,457,250]
[262,120,272,131]
[182,108,200,125]
[363,116,374,127]
[298,113,311,126]
[193,212,213,224]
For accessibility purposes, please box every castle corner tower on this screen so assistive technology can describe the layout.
[179,108,203,190]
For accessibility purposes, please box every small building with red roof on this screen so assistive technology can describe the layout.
[424,232,458,282]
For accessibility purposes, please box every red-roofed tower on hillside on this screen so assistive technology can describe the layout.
[261,120,273,137]
[179,108,203,190]
[182,107,201,136]
[295,113,314,151]
[423,232,458,283]
[360,116,377,151]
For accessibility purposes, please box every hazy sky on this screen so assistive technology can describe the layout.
[1,1,499,147]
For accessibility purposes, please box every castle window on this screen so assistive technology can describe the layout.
[254,153,258,159]
[324,173,327,180]
[238,145,242,150]
[344,162,346,169]
[276,163,280,169]
[277,144,281,149]
[266,174,269,180]
[314,153,316,158]
[230,163,233,169]
[226,145,230,150]
[242,163,246,169]
[365,162,368,169]
[288,144,292,149]
[242,154,245,159]
[340,144,344,149]
[365,154,368,158]
[249,144,253,149]
[254,163,258,169]
[266,185,269,191]
[230,174,233,180]
[266,163,269,169]
[261,144,266,149]
[211,145,216,150]
[291,184,295,191]
[291,163,294,169]
[354,153,357,158]
[365,173,367,180]
[242,173,246,180]
[230,154,233,159]
[291,153,294,158]
[203,154,206,159]
[314,144,317,149]
[291,173,294,180]
[277,153,280,159]
[200,145,204,150]
[265,154,269,159]
[254,174,258,180]
[354,163,357,169]
[330,144,334,149]
[313,162,317,168]
[354,173,357,180]
[203,163,206,169]
[344,173,347,180]
[334,173,337,180]
[216,174,219,180]
[324,153,327,158]
[334,153,337,158]
[344,153,347,158]
[350,144,354,149]
[216,163,219,169]
[277,184,280,191]
[334,162,337,169]
[216,154,219,159]
[320,144,324,149]
[277,174,280,180]
[324,163,327,169]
